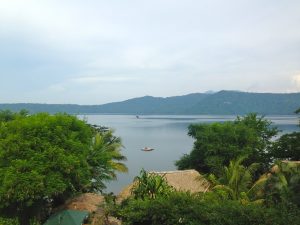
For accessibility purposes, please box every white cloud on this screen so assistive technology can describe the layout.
[292,74,300,89]
[1,0,300,103]
[0,0,127,51]
[45,75,139,95]
[72,76,138,84]
[47,83,66,93]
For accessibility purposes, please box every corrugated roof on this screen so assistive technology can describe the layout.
[43,210,88,225]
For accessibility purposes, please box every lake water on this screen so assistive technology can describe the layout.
[82,115,299,194]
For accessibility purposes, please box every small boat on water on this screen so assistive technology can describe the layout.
[141,147,154,151]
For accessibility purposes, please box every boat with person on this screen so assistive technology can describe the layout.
[141,147,154,151]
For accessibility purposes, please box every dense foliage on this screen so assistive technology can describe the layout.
[0,109,28,122]
[1,109,299,225]
[115,162,300,224]
[269,108,300,161]
[176,113,277,175]
[113,111,300,225]
[131,169,173,200]
[116,192,300,225]
[0,111,127,224]
[114,162,300,225]
[208,156,262,202]
[0,217,19,225]
[264,161,300,207]
[270,132,300,160]
[88,130,127,191]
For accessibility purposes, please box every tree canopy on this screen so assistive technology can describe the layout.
[269,108,300,161]
[270,132,300,161]
[176,113,278,175]
[0,112,127,224]
[111,111,300,225]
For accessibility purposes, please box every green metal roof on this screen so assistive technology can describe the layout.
[44,210,89,225]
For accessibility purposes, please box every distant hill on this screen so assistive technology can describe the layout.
[186,91,300,115]
[0,91,300,115]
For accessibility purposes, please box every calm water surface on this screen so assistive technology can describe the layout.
[82,115,299,194]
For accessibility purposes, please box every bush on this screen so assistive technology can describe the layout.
[0,217,19,225]
[131,169,174,200]
[0,112,126,224]
[116,192,300,225]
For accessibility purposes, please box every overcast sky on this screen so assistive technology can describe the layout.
[0,0,300,104]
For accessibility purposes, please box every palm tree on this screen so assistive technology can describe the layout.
[208,156,264,203]
[87,129,128,191]
[265,161,300,206]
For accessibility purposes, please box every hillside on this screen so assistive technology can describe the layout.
[186,91,300,115]
[0,91,299,115]
[96,93,209,114]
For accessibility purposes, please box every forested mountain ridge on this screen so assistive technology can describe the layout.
[1,91,299,115]
[186,91,300,115]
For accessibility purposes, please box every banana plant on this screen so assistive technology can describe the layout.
[131,169,173,200]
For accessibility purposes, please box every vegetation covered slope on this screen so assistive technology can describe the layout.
[1,91,300,115]
[187,91,300,115]
[0,110,127,225]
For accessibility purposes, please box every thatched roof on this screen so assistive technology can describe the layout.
[150,170,210,192]
[60,193,104,213]
[118,169,210,201]
[271,160,300,173]
[282,160,300,164]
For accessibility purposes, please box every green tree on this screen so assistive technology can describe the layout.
[234,113,278,166]
[0,112,127,224]
[0,109,28,122]
[269,108,300,161]
[176,114,277,175]
[271,132,300,161]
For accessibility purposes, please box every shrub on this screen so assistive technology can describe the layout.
[131,169,174,200]
[0,217,19,225]
[116,192,300,225]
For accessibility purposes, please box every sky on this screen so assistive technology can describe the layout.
[0,0,300,104]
